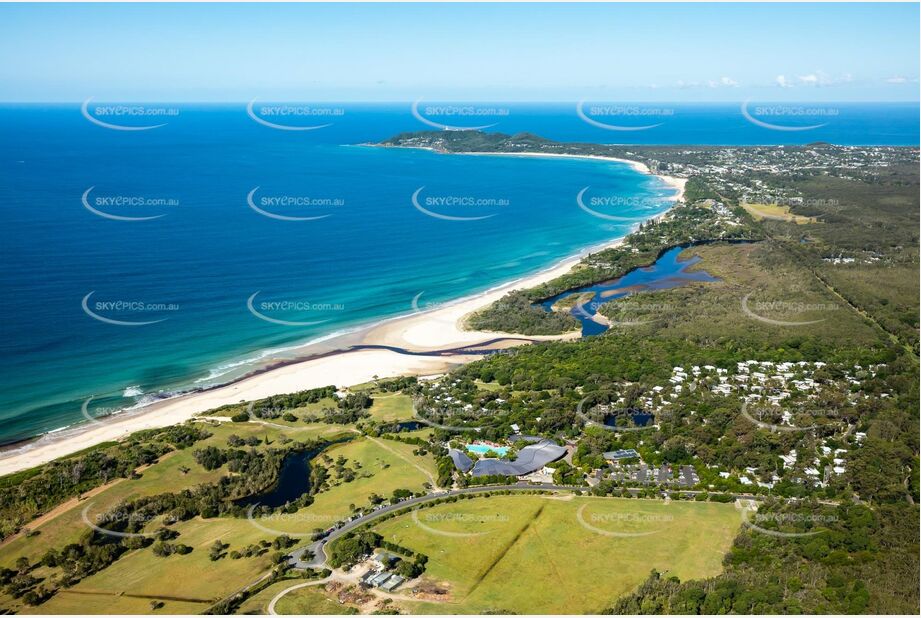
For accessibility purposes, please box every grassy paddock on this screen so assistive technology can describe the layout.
[244,436,437,539]
[368,393,416,422]
[32,516,277,614]
[0,421,342,570]
[270,584,358,615]
[369,494,740,614]
[741,202,817,224]
[22,591,206,615]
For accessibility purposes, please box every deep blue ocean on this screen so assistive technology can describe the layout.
[0,102,917,444]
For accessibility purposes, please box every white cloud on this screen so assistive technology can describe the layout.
[775,75,792,88]
[695,77,739,89]
[886,76,908,84]
[797,73,820,85]
[795,71,854,87]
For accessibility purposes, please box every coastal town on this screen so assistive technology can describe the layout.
[0,126,915,615]
[410,356,877,494]
[0,1,917,615]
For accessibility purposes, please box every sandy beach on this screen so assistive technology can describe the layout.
[453,150,687,202]
[0,154,684,476]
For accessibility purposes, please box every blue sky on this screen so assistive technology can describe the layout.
[0,2,918,102]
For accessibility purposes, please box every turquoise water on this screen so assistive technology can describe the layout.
[467,444,509,456]
[2,102,915,445]
[0,106,677,444]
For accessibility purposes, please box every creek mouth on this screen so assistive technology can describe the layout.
[537,244,724,336]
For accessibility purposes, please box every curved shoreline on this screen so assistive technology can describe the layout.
[0,155,683,477]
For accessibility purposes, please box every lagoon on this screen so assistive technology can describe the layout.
[539,245,720,336]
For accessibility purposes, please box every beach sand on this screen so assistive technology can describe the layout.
[0,155,684,476]
[466,151,687,203]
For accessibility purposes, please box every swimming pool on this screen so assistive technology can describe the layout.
[466,443,509,457]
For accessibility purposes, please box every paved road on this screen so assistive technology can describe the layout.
[287,483,578,568]
[286,483,765,569]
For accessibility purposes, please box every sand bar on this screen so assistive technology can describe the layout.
[0,155,683,476]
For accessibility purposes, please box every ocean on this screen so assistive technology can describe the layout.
[0,102,917,444]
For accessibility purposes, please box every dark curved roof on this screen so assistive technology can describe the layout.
[471,440,566,477]
[448,448,474,473]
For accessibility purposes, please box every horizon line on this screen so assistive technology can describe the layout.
[2,100,919,105]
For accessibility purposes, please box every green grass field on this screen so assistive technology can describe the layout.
[0,421,343,570]
[369,494,741,614]
[368,393,416,422]
[741,202,817,224]
[255,582,358,615]
[248,436,437,538]
[1,422,435,614]
[25,591,206,615]
[26,515,277,614]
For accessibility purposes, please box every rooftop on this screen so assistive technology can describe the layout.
[448,448,474,473]
[603,449,641,461]
[471,439,566,477]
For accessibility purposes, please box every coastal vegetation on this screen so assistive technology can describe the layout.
[0,425,212,540]
[395,132,918,614]
[0,132,917,614]
[466,197,760,335]
[0,414,436,613]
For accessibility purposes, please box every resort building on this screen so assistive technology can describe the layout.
[603,449,641,462]
[447,448,474,473]
[468,439,566,477]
